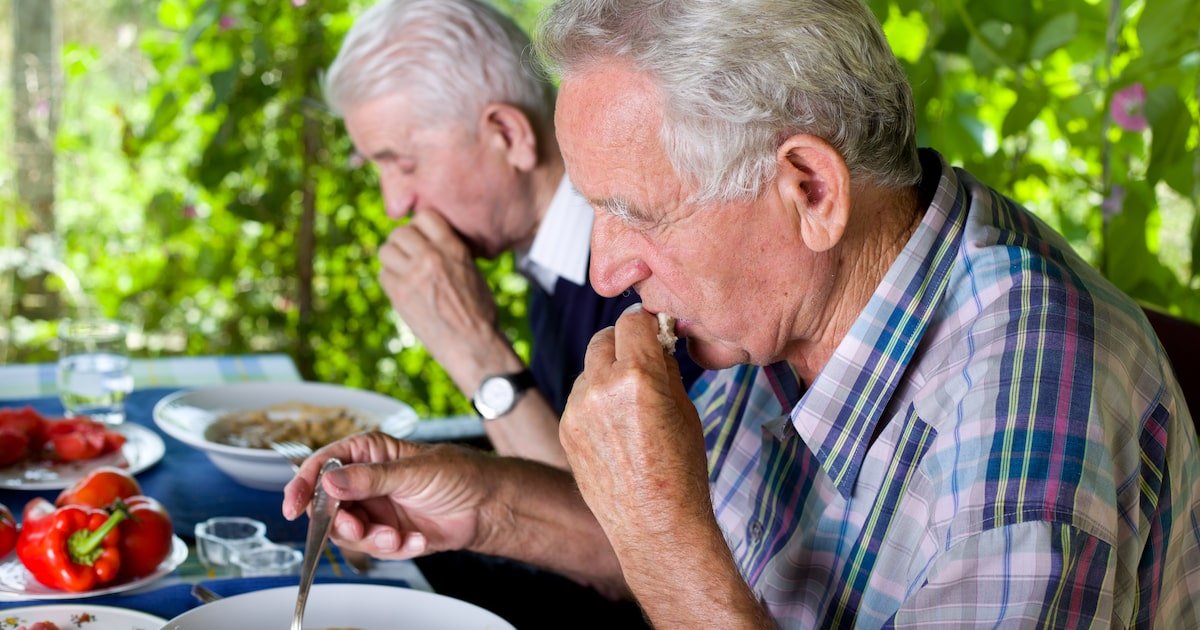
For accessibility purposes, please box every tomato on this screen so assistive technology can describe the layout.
[115,496,174,580]
[55,466,142,509]
[0,429,32,468]
[44,419,125,462]
[0,407,48,467]
[0,502,16,557]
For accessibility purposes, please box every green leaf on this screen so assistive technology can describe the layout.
[1002,82,1048,136]
[142,93,180,143]
[1028,12,1077,61]
[209,68,238,110]
[1105,183,1154,291]
[1138,0,1199,61]
[967,20,1028,72]
[1163,159,1196,201]
[1145,86,1193,186]
[1192,210,1200,282]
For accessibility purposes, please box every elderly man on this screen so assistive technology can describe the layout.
[288,0,1200,627]
[323,0,701,469]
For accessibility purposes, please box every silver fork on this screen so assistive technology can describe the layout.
[269,440,314,470]
[269,440,373,575]
[292,457,342,630]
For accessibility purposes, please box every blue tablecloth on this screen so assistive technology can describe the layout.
[0,387,308,542]
[0,575,411,620]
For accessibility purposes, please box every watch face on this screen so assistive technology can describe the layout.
[478,376,517,418]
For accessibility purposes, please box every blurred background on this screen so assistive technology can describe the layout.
[1,0,1197,416]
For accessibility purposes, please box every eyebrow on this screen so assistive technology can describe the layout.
[590,196,652,224]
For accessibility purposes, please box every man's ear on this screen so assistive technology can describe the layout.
[775,134,850,252]
[481,103,539,172]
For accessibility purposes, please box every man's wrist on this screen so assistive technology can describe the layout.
[472,369,536,420]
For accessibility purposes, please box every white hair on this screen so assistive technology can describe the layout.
[324,0,554,131]
[536,0,920,203]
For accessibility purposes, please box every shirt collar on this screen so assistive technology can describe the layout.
[520,175,594,294]
[788,150,968,499]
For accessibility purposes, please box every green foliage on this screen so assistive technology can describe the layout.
[2,0,1198,414]
[870,0,1200,316]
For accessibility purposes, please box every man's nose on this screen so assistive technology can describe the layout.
[380,176,415,219]
[589,212,650,298]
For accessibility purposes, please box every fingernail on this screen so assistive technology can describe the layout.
[403,532,425,554]
[621,302,644,316]
[374,530,399,552]
[283,496,302,521]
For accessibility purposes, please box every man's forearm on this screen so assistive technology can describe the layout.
[443,330,568,468]
[481,392,569,468]
[616,516,774,628]
[472,457,629,596]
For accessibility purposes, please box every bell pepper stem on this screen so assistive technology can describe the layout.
[68,508,129,565]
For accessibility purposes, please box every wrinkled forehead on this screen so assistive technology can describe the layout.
[556,63,670,181]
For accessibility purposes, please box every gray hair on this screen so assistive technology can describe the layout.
[537,0,920,202]
[324,0,554,131]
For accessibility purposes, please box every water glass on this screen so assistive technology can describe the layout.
[231,543,303,577]
[56,319,134,426]
[195,517,269,574]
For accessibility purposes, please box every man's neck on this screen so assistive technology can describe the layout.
[785,184,923,384]
[515,151,567,252]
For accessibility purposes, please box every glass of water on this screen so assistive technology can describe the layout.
[56,319,134,426]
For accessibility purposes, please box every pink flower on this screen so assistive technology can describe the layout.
[219,15,236,31]
[291,0,308,6]
[1110,84,1148,132]
[183,204,198,219]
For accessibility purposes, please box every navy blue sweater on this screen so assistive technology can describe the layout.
[528,275,704,415]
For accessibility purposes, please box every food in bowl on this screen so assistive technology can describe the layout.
[204,402,371,450]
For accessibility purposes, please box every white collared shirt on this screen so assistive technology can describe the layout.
[517,175,593,295]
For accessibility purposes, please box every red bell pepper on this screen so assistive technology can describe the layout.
[55,466,142,509]
[113,496,174,580]
[0,502,16,557]
[16,502,128,592]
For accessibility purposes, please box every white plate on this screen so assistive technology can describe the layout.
[0,423,166,491]
[0,603,166,629]
[165,583,515,629]
[153,382,418,491]
[0,535,187,600]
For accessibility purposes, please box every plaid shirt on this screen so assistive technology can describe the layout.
[691,150,1200,628]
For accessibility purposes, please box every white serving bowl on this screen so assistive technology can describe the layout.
[153,382,418,491]
[164,584,515,629]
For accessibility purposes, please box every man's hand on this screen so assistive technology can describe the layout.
[282,433,492,559]
[559,304,711,547]
[378,210,516,392]
[561,305,773,627]
[281,432,631,596]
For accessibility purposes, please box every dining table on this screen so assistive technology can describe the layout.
[0,353,493,622]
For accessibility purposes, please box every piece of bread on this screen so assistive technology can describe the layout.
[656,312,677,354]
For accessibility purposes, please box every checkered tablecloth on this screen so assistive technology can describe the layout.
[0,354,302,400]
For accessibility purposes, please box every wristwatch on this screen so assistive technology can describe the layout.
[471,370,536,420]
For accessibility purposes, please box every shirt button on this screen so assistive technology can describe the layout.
[750,520,764,542]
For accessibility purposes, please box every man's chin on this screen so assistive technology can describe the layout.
[680,337,742,372]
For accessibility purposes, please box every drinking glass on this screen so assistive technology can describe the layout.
[195,517,269,576]
[231,543,304,577]
[56,318,134,426]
